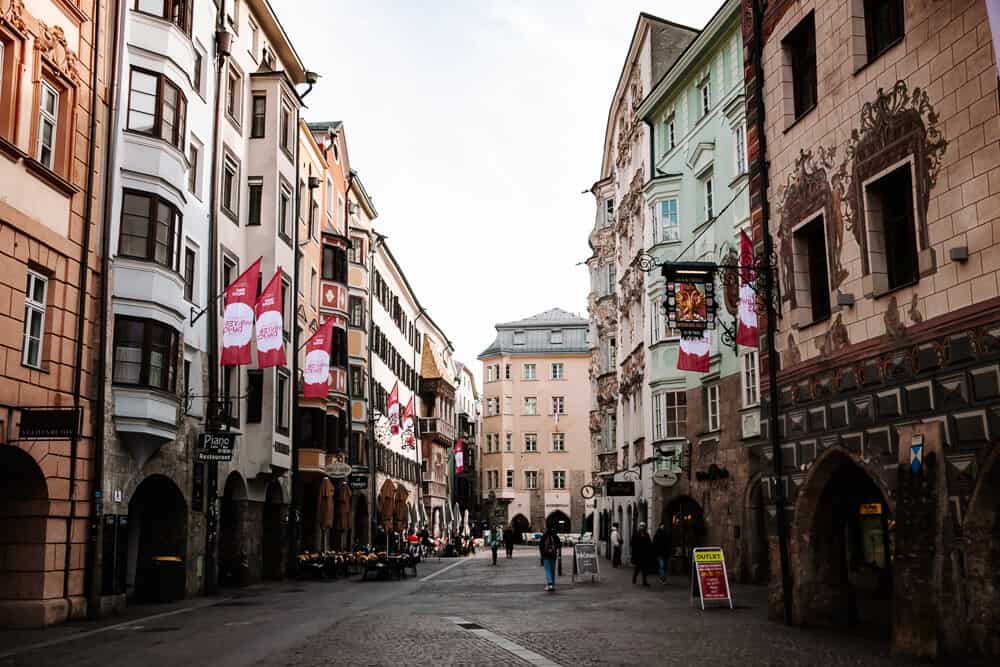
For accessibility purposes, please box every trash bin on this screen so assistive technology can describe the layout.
[151,556,185,602]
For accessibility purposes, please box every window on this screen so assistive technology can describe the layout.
[251,95,266,137]
[734,123,747,176]
[741,350,759,407]
[503,396,512,415]
[706,384,720,432]
[278,183,292,240]
[524,470,538,489]
[222,154,240,218]
[112,317,179,391]
[513,331,526,345]
[550,330,563,344]
[119,190,181,270]
[280,100,294,154]
[551,363,564,380]
[505,469,514,489]
[524,434,537,452]
[187,143,200,194]
[325,178,334,217]
[865,163,918,292]
[310,269,317,308]
[864,0,904,62]
[488,470,499,490]
[704,177,714,221]
[350,237,365,263]
[276,370,290,433]
[127,69,186,150]
[36,82,58,169]
[322,245,347,282]
[21,271,47,368]
[134,1,191,33]
[665,114,676,151]
[504,364,511,380]
[192,48,203,95]
[486,365,495,382]
[653,390,687,439]
[222,255,237,289]
[247,178,262,226]
[607,263,616,294]
[523,397,537,415]
[245,369,262,423]
[700,78,711,116]
[605,198,615,226]
[552,396,566,415]
[793,215,831,323]
[226,66,242,124]
[608,337,617,367]
[504,433,512,451]
[523,363,536,380]
[653,199,679,243]
[280,277,291,339]
[349,296,366,329]
[784,12,817,120]
[552,470,566,490]
[552,433,565,452]
[183,246,196,302]
[248,18,259,59]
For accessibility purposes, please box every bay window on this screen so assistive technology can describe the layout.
[134,1,192,34]
[113,316,179,392]
[119,190,181,270]
[127,68,187,150]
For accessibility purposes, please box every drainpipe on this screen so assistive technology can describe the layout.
[67,0,103,613]
[751,0,793,626]
[87,0,125,619]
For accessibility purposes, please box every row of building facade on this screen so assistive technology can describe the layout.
[0,0,478,628]
[588,0,999,659]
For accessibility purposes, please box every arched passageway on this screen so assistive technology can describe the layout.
[128,475,187,601]
[746,476,771,584]
[794,450,892,631]
[262,482,284,580]
[963,448,1000,656]
[663,496,704,574]
[511,514,530,543]
[0,446,50,609]
[219,472,248,587]
[546,510,571,533]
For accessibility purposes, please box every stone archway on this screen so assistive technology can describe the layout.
[964,446,1000,656]
[792,447,893,632]
[546,510,571,533]
[262,482,284,580]
[511,514,530,543]
[0,445,51,625]
[663,496,705,574]
[744,474,771,584]
[219,472,248,587]
[128,475,187,601]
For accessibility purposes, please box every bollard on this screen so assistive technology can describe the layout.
[558,550,563,576]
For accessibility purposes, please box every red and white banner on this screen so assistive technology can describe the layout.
[454,439,464,474]
[302,316,336,398]
[677,329,711,373]
[255,269,287,369]
[401,396,415,449]
[387,382,400,434]
[221,258,261,366]
[736,230,759,348]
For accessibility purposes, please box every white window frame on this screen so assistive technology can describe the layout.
[551,432,565,452]
[652,198,679,244]
[22,271,47,368]
[37,82,59,169]
[504,432,512,452]
[524,433,537,452]
[524,470,538,490]
[552,396,566,415]
[700,78,711,116]
[513,330,526,345]
[704,177,714,220]
[550,330,563,344]
[523,396,537,415]
[505,468,514,488]
[523,363,536,380]
[552,470,566,490]
[734,123,747,176]
[606,263,616,295]
[551,363,564,380]
[706,384,721,432]
[604,198,614,226]
[665,113,676,152]
[741,349,760,407]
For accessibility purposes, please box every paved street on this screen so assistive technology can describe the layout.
[0,546,981,667]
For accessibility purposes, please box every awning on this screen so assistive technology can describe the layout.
[318,478,335,530]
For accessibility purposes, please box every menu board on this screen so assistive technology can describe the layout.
[574,542,599,581]
[690,547,733,610]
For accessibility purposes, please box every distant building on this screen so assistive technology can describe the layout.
[479,309,593,535]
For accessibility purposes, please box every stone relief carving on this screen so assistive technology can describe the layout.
[908,293,923,324]
[0,0,27,33]
[619,346,644,396]
[884,295,908,343]
[785,333,801,367]
[36,21,81,84]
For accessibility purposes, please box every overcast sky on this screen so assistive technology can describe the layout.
[277,1,719,380]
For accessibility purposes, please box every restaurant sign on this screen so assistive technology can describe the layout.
[197,432,237,462]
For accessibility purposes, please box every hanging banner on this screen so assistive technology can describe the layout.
[736,231,759,348]
[255,269,287,369]
[401,396,416,449]
[302,316,336,398]
[387,382,400,434]
[221,258,261,366]
[690,547,733,610]
[677,329,711,372]
[454,439,464,474]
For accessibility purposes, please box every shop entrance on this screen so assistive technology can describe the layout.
[796,451,892,632]
[127,475,187,601]
[219,472,248,587]
[0,446,50,608]
[262,481,284,580]
[663,496,705,574]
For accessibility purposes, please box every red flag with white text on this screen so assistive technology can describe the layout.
[302,316,336,398]
[255,269,287,369]
[387,382,400,434]
[221,258,261,366]
[736,231,759,348]
[454,439,464,474]
[401,396,415,449]
[677,329,711,373]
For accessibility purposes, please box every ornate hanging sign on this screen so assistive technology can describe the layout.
[662,262,717,339]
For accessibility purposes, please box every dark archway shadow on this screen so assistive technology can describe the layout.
[0,446,50,606]
[128,474,187,602]
[262,481,284,580]
[219,472,248,587]
[964,445,1000,657]
[511,514,530,543]
[663,495,705,574]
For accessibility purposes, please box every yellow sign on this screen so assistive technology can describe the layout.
[694,549,724,563]
[860,503,882,515]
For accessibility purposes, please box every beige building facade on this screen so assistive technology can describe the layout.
[479,309,592,534]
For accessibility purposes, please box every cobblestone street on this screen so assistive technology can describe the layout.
[2,546,985,667]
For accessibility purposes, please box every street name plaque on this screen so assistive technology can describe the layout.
[18,408,81,440]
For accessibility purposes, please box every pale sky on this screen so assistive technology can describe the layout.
[277,1,720,380]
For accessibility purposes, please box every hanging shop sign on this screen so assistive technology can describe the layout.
[662,262,718,338]
[18,407,81,440]
[652,469,679,487]
[197,432,237,462]
[348,474,369,490]
[690,547,733,610]
[325,461,353,478]
[860,503,882,515]
[604,480,636,497]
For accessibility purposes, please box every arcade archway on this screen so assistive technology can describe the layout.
[511,513,530,543]
[262,482,284,580]
[664,496,704,574]
[128,475,187,601]
[219,472,248,587]
[0,446,50,610]
[546,510,571,533]
[793,449,893,631]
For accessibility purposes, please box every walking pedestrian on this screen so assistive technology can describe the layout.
[491,525,502,565]
[630,522,653,586]
[610,523,623,568]
[653,522,671,583]
[539,526,561,592]
[503,526,514,559]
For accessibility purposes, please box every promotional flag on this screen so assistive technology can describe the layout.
[302,316,336,398]
[221,258,261,366]
[736,230,759,348]
[454,439,464,474]
[387,382,400,434]
[677,329,711,373]
[401,396,415,449]
[255,269,287,369]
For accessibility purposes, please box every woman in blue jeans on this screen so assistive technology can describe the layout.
[539,527,562,591]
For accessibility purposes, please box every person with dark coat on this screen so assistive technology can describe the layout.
[652,523,671,583]
[503,527,515,559]
[630,522,654,586]
[538,526,562,591]
[610,523,623,568]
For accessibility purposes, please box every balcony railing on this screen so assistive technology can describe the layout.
[418,417,455,444]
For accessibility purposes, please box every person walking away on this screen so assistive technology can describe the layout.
[503,526,514,559]
[539,527,562,591]
[630,522,653,586]
[610,523,623,568]
[491,525,501,565]
[653,523,671,583]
